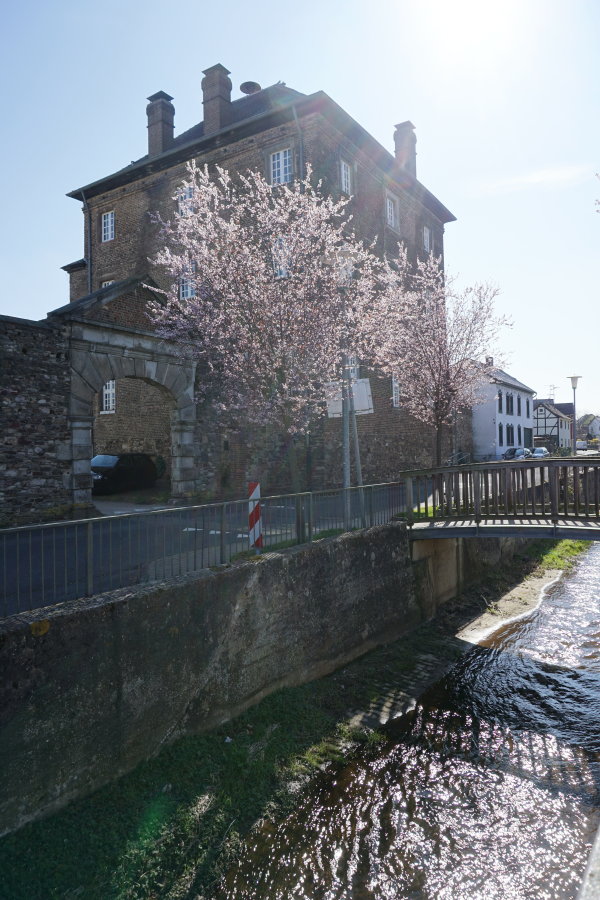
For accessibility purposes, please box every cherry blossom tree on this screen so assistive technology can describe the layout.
[367,249,509,465]
[148,163,386,487]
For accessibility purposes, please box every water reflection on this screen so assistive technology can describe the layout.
[222,546,600,899]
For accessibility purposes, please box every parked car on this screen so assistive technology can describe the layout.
[91,453,158,495]
[502,447,532,460]
[531,447,550,458]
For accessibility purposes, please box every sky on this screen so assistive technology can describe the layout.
[1,0,598,415]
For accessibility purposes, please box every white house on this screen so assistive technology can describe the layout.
[533,400,572,450]
[579,414,600,440]
[472,363,535,461]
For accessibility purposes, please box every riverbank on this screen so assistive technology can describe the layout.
[0,538,591,900]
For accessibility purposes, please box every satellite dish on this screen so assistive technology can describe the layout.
[240,81,262,95]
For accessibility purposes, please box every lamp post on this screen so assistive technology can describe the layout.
[569,375,581,455]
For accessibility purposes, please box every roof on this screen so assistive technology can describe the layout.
[552,402,574,417]
[67,82,456,225]
[533,399,571,419]
[488,366,535,395]
[47,276,161,320]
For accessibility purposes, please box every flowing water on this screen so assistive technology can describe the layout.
[222,545,600,899]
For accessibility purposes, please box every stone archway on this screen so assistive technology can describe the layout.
[64,318,197,505]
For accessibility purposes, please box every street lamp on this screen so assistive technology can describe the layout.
[569,375,581,455]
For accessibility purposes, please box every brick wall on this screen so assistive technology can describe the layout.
[66,106,453,500]
[0,317,73,525]
[93,377,174,471]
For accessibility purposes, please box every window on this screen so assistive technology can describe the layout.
[498,423,503,446]
[101,380,116,413]
[385,194,398,229]
[392,375,400,408]
[518,425,522,444]
[101,280,115,288]
[270,148,292,185]
[101,211,115,242]
[526,399,530,417]
[177,185,194,216]
[506,424,515,445]
[497,390,503,413]
[423,225,431,253]
[340,159,352,195]
[179,274,195,300]
[506,393,514,415]
[517,396,522,416]
[272,237,289,278]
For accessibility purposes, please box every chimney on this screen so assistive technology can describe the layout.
[201,64,233,136]
[393,121,417,177]
[486,356,494,367]
[146,91,175,157]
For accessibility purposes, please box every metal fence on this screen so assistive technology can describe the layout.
[0,481,408,618]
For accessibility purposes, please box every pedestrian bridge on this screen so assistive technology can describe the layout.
[404,458,600,542]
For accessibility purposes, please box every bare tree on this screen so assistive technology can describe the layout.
[367,249,509,465]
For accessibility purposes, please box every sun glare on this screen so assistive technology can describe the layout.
[422,0,524,67]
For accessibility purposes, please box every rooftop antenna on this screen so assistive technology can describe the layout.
[548,384,558,401]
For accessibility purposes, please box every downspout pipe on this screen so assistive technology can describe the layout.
[292,106,305,182]
[81,190,92,294]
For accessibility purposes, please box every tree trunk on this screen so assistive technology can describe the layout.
[286,437,303,493]
[435,424,444,467]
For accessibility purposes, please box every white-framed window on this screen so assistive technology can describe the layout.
[177,184,194,216]
[392,375,400,408]
[272,237,289,278]
[340,159,352,195]
[101,380,116,413]
[101,280,115,288]
[423,225,431,253]
[270,148,292,185]
[386,194,398,229]
[101,211,115,242]
[179,275,195,300]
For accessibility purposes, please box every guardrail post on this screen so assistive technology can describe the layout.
[86,521,94,597]
[307,493,313,543]
[473,470,481,523]
[220,503,226,564]
[549,465,559,523]
[406,477,414,526]
[295,494,306,544]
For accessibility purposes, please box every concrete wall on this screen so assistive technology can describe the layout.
[0,524,518,837]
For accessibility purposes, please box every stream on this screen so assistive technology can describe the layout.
[222,544,600,899]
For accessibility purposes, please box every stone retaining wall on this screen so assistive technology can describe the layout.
[0,316,73,525]
[0,524,518,836]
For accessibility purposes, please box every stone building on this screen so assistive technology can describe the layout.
[0,317,72,525]
[59,63,458,497]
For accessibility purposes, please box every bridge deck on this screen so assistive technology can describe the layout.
[409,517,600,541]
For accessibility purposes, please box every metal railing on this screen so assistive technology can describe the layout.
[4,459,598,619]
[401,458,600,525]
[0,481,408,618]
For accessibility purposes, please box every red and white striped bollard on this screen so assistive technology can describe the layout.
[248,481,263,552]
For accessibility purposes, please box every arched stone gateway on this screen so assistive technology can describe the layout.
[59,316,198,504]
